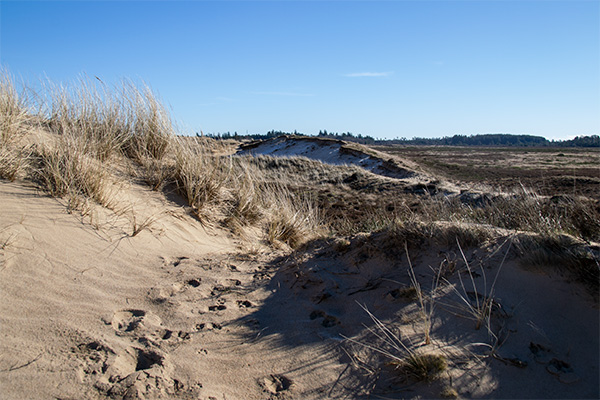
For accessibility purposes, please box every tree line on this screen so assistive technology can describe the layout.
[202,131,599,147]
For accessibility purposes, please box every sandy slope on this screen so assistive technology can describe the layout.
[238,136,425,180]
[1,175,598,399]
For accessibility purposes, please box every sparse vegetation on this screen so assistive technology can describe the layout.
[394,352,447,382]
[32,134,112,208]
[405,242,441,345]
[0,70,323,249]
[442,239,510,331]
[344,303,447,384]
[0,70,33,181]
[513,232,599,293]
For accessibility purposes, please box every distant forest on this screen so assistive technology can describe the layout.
[203,131,600,147]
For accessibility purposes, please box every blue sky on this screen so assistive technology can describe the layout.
[1,1,598,140]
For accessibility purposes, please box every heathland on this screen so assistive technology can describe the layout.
[1,73,598,399]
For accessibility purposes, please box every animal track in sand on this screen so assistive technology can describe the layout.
[187,278,201,287]
[72,340,114,378]
[237,300,253,308]
[91,346,203,399]
[111,309,146,333]
[261,374,293,395]
[111,347,165,378]
[196,322,222,331]
[309,310,340,328]
[529,342,580,384]
[161,255,189,267]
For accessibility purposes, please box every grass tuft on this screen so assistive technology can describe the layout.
[32,135,111,207]
[265,187,321,249]
[514,233,599,293]
[391,352,447,382]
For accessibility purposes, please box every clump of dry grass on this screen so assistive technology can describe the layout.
[32,134,112,209]
[120,81,172,162]
[422,189,600,243]
[170,139,323,247]
[0,69,32,145]
[0,69,35,181]
[172,137,231,224]
[223,159,263,231]
[43,76,172,163]
[19,76,176,212]
[405,243,442,345]
[392,352,447,382]
[264,186,322,249]
[442,239,510,331]
[344,303,447,383]
[44,77,128,162]
[513,232,599,293]
[0,145,32,182]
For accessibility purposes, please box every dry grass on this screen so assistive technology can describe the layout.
[513,232,599,293]
[405,242,442,345]
[224,159,263,231]
[0,145,32,182]
[170,139,322,247]
[0,73,175,212]
[0,70,34,181]
[43,76,172,163]
[419,188,600,242]
[393,352,447,382]
[2,69,596,255]
[442,239,510,331]
[172,138,232,224]
[264,186,322,248]
[0,69,32,145]
[31,134,112,209]
[344,303,447,383]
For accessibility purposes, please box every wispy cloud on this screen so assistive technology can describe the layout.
[343,71,394,77]
[251,91,314,97]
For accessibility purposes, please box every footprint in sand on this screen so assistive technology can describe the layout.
[261,374,293,395]
[111,309,163,337]
[111,309,147,333]
[162,256,189,267]
[72,340,114,378]
[111,347,165,377]
[546,358,580,384]
[196,322,222,331]
[529,342,553,364]
[94,346,189,398]
[309,310,340,328]
[237,300,253,308]
[187,278,201,287]
[530,343,580,384]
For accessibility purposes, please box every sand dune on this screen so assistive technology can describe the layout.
[1,174,598,399]
[238,136,424,180]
